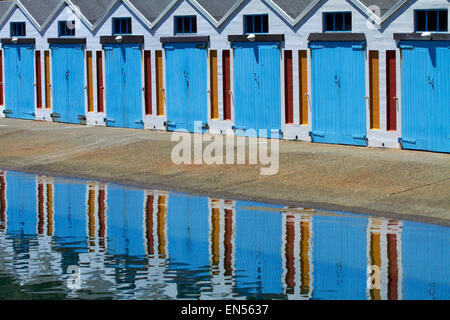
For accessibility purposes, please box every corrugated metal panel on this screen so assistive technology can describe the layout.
[312,215,368,300]
[44,50,51,109]
[222,50,231,120]
[3,44,35,120]
[104,43,143,129]
[310,42,367,146]
[155,50,164,116]
[210,50,219,120]
[165,42,208,133]
[96,51,104,113]
[235,201,282,294]
[402,221,450,300]
[284,50,293,124]
[5,172,37,236]
[401,41,450,153]
[299,50,308,125]
[35,51,42,109]
[50,44,85,124]
[106,186,145,258]
[369,50,380,130]
[144,50,152,115]
[233,42,281,138]
[386,50,397,131]
[86,51,94,113]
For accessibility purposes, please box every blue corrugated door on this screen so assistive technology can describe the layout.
[310,42,367,146]
[3,44,35,120]
[400,41,450,153]
[6,172,37,236]
[233,42,281,138]
[312,215,368,300]
[235,201,283,295]
[106,186,145,258]
[165,43,208,133]
[50,44,85,124]
[104,43,143,129]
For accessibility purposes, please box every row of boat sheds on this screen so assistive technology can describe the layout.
[0,0,448,153]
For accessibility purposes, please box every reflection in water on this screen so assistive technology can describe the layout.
[0,170,449,300]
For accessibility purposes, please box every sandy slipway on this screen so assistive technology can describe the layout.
[0,118,449,226]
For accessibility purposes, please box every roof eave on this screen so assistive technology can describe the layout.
[65,0,96,31]
[16,0,42,32]
[39,0,67,33]
[0,2,18,28]
[263,0,323,27]
[188,0,246,29]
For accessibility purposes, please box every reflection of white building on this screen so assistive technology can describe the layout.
[200,199,237,299]
[366,218,403,300]
[281,210,313,300]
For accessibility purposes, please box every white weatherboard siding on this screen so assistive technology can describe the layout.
[0,0,448,149]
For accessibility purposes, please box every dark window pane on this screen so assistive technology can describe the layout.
[438,10,448,31]
[325,13,334,31]
[335,13,343,30]
[254,15,262,33]
[127,18,132,34]
[416,11,426,31]
[245,15,253,33]
[175,17,182,34]
[344,12,352,31]
[191,16,197,33]
[428,10,438,31]
[262,14,269,33]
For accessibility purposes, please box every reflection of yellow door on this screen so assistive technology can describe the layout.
[369,219,382,300]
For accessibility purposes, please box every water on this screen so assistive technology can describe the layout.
[0,170,449,300]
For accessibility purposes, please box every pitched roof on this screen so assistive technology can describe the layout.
[0,0,13,26]
[359,0,404,17]
[18,0,63,28]
[270,0,316,20]
[191,0,245,23]
[126,0,175,24]
[69,0,116,27]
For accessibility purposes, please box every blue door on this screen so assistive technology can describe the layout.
[6,172,37,236]
[165,43,208,133]
[400,41,450,153]
[106,186,145,258]
[104,43,143,129]
[233,42,281,138]
[312,215,368,300]
[53,182,87,249]
[3,44,35,120]
[310,42,367,146]
[50,44,85,124]
[234,202,283,295]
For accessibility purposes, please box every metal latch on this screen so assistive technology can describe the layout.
[104,118,115,123]
[50,113,61,118]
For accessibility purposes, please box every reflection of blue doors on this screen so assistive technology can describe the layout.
[6,172,37,236]
[235,202,283,295]
[233,43,281,138]
[310,42,367,146]
[312,215,367,300]
[51,44,85,124]
[53,183,87,248]
[167,194,210,272]
[402,222,450,300]
[3,44,35,120]
[165,43,208,133]
[104,44,143,129]
[106,186,145,257]
[400,41,450,153]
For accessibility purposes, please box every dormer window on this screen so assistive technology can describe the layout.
[174,16,197,34]
[58,21,75,37]
[415,9,448,32]
[323,12,352,32]
[112,17,132,35]
[10,22,26,37]
[244,14,269,34]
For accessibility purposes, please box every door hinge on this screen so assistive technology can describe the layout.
[164,121,176,127]
[399,137,416,144]
[50,113,61,118]
[22,112,35,116]
[310,131,325,137]
[309,44,324,49]
[3,109,12,114]
[400,44,414,50]
[352,134,367,141]
[78,115,87,121]
[104,118,115,123]
[135,120,144,125]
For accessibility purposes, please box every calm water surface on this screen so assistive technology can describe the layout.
[0,170,449,300]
